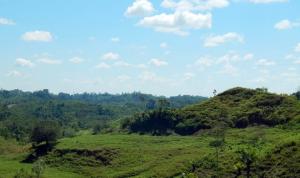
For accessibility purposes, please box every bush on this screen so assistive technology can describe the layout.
[235,117,249,128]
[30,120,61,145]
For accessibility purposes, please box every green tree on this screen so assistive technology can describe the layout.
[32,159,46,178]
[235,146,257,178]
[30,120,61,147]
[209,124,226,178]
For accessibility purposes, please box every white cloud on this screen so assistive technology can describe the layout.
[114,61,131,67]
[243,53,254,60]
[69,57,84,64]
[195,56,214,67]
[111,37,120,43]
[217,52,240,64]
[139,71,164,82]
[249,0,288,4]
[125,0,154,17]
[38,58,62,65]
[274,19,299,30]
[95,62,110,69]
[16,58,34,67]
[295,43,300,52]
[149,58,168,67]
[256,59,276,66]
[102,52,120,60]
[139,11,212,36]
[21,31,53,42]
[161,0,230,11]
[0,17,15,25]
[183,72,195,80]
[204,32,243,47]
[6,70,22,77]
[160,42,168,48]
[220,63,239,76]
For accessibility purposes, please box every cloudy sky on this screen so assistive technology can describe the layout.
[0,0,299,96]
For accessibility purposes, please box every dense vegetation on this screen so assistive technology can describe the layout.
[123,87,300,135]
[0,89,206,141]
[0,87,299,177]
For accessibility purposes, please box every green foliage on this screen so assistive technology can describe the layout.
[180,87,300,134]
[122,109,177,135]
[0,126,299,178]
[235,146,258,178]
[31,159,46,178]
[31,121,61,145]
[123,87,300,135]
[13,169,34,178]
[0,89,206,140]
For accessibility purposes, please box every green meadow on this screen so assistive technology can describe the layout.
[1,126,299,178]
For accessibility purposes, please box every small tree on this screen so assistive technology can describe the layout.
[30,120,61,147]
[32,159,46,178]
[235,146,257,178]
[209,123,226,178]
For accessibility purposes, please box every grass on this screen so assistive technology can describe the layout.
[0,126,299,178]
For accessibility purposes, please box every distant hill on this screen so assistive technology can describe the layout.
[123,87,300,135]
[0,89,206,140]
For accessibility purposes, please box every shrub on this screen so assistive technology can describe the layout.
[235,117,249,128]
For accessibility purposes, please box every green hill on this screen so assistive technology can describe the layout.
[123,87,300,135]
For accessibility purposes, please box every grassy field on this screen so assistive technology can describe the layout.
[0,126,299,178]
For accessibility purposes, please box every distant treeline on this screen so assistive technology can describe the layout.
[0,89,206,141]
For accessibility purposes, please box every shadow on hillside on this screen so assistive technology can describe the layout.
[22,142,57,163]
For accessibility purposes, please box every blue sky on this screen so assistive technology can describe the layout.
[0,0,299,96]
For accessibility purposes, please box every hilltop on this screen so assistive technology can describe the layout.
[123,87,300,135]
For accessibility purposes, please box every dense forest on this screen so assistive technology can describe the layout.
[0,89,206,141]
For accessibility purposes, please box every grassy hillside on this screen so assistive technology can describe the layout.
[122,87,300,135]
[182,87,300,128]
[0,126,299,178]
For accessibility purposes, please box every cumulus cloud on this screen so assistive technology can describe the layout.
[248,0,288,3]
[6,70,22,77]
[195,56,214,67]
[16,58,34,67]
[274,19,299,30]
[95,62,110,69]
[125,0,154,17]
[149,58,168,67]
[21,31,53,42]
[216,52,240,64]
[102,52,120,60]
[38,58,62,65]
[256,59,276,66]
[69,57,84,64]
[204,32,244,47]
[161,0,229,11]
[0,17,15,25]
[139,11,212,36]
